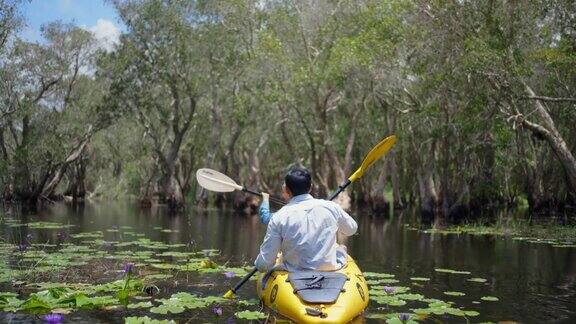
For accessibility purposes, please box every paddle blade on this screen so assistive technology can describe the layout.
[223,289,236,299]
[348,135,397,182]
[196,168,243,192]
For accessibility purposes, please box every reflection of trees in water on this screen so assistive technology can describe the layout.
[3,203,576,321]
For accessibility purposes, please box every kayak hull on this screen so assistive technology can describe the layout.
[256,257,369,323]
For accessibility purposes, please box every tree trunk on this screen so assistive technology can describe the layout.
[369,167,389,213]
[521,84,576,202]
[385,103,403,209]
[40,128,93,199]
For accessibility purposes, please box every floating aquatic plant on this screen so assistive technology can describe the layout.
[24,222,74,230]
[481,296,499,302]
[395,293,424,301]
[434,268,471,275]
[124,316,175,324]
[127,301,153,309]
[144,274,173,280]
[366,278,400,285]
[370,295,407,306]
[366,312,418,324]
[444,291,466,296]
[364,272,395,278]
[237,299,259,306]
[149,292,226,315]
[213,306,223,316]
[235,310,267,320]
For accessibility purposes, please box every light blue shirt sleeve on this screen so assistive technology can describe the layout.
[259,200,273,225]
[254,219,282,272]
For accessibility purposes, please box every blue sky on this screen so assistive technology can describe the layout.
[20,0,124,48]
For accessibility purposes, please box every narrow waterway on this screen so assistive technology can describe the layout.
[1,202,575,323]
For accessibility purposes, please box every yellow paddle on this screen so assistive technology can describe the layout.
[328,135,397,200]
[223,135,397,298]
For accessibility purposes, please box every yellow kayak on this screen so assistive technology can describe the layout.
[257,256,369,323]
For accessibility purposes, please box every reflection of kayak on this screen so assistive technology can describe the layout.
[257,256,369,323]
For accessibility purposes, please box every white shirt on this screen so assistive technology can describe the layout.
[254,194,358,272]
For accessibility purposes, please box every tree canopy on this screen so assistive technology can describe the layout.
[0,0,575,219]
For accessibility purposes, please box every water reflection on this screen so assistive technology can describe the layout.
[1,202,575,323]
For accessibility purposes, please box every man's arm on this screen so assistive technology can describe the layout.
[259,193,273,225]
[254,219,282,272]
[334,203,357,236]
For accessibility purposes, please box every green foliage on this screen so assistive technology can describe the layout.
[150,292,225,314]
[0,0,575,212]
[124,316,175,324]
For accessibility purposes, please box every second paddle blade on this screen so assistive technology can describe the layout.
[196,168,242,193]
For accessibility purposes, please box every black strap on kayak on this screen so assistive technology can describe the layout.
[306,275,325,286]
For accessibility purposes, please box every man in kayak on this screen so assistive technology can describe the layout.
[255,167,357,272]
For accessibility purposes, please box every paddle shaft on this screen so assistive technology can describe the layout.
[327,179,352,201]
[242,187,285,205]
[228,267,259,296]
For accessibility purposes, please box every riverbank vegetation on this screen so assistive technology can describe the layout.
[1,0,575,220]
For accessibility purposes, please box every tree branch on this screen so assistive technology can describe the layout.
[522,96,576,103]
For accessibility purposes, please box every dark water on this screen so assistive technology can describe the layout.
[1,202,576,323]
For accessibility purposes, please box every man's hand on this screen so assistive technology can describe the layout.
[261,192,270,202]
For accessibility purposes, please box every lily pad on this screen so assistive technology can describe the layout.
[150,292,225,314]
[370,286,411,294]
[370,295,406,306]
[395,293,424,301]
[25,222,74,229]
[238,299,259,306]
[435,268,471,275]
[467,278,487,283]
[235,310,267,320]
[125,316,176,324]
[144,274,173,280]
[366,278,399,285]
[366,313,418,324]
[364,272,395,278]
[410,277,430,282]
[464,310,480,316]
[481,296,499,302]
[149,304,185,314]
[127,301,153,309]
[444,291,466,296]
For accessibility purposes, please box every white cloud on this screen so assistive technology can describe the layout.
[88,19,120,52]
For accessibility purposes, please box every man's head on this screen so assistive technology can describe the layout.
[283,167,312,198]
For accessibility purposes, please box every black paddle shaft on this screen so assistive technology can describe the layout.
[230,267,259,295]
[242,187,286,205]
[327,179,352,201]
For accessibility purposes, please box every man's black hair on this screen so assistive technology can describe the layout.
[285,167,312,196]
